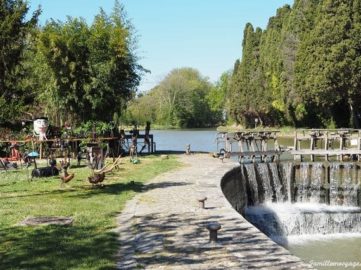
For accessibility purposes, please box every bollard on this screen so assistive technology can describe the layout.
[206,222,221,242]
[186,144,191,155]
[198,197,207,209]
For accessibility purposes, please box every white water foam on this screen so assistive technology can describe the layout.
[287,232,361,246]
[244,202,361,245]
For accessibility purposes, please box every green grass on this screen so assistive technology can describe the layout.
[0,155,181,270]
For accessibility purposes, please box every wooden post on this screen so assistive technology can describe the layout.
[357,130,361,161]
[325,131,329,161]
[150,135,154,153]
[339,133,344,161]
[294,130,298,161]
[310,135,315,162]
[325,164,330,204]
[40,142,43,160]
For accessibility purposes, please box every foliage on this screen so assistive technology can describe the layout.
[206,71,231,121]
[36,1,143,124]
[73,120,114,137]
[228,0,361,128]
[0,155,181,270]
[0,0,40,124]
[123,68,221,128]
[0,1,143,126]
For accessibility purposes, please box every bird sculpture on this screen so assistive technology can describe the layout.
[60,160,75,187]
[88,172,105,186]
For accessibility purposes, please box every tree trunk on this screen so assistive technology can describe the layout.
[349,100,360,128]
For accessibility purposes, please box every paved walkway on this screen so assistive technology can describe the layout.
[116,154,313,269]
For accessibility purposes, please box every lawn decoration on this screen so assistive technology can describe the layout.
[27,151,39,169]
[31,159,59,178]
[88,156,122,186]
[33,117,49,141]
[129,144,139,163]
[0,141,24,170]
[60,160,75,187]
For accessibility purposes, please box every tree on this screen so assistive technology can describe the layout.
[229,24,273,127]
[228,0,361,128]
[36,1,143,124]
[0,0,40,123]
[38,17,91,124]
[207,71,231,122]
[295,0,357,127]
[124,68,217,128]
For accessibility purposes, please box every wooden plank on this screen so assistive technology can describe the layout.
[291,149,361,155]
[232,150,283,157]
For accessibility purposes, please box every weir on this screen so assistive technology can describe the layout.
[221,159,361,246]
[242,162,361,207]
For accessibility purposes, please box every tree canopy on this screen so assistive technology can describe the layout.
[124,68,223,128]
[0,0,143,126]
[3,0,361,129]
[0,0,40,123]
[229,0,361,128]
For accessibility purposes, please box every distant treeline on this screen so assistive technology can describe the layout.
[228,0,361,128]
[122,68,227,128]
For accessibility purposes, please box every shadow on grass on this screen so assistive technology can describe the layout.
[0,188,78,200]
[70,181,190,198]
[0,225,117,270]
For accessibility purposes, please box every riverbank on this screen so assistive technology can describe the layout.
[116,154,313,269]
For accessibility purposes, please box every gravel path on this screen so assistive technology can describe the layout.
[116,154,313,269]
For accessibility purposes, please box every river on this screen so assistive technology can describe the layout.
[152,129,219,153]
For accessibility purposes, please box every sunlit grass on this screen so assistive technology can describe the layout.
[0,155,181,270]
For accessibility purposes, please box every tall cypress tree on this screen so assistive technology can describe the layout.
[295,0,354,127]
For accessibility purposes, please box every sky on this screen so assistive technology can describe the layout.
[29,0,294,92]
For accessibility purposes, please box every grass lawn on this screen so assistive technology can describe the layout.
[0,155,181,270]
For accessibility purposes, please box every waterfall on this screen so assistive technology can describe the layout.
[256,163,273,203]
[330,163,341,205]
[238,161,361,246]
[343,163,359,206]
[244,164,259,205]
[269,163,284,202]
[280,162,293,203]
[296,163,310,202]
[309,163,323,203]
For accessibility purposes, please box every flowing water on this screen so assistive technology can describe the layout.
[240,160,361,270]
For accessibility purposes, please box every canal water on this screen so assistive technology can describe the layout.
[288,235,361,270]
[152,129,219,153]
[151,129,294,153]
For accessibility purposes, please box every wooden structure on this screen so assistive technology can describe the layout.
[216,130,284,163]
[123,134,155,153]
[291,129,361,161]
[0,133,155,161]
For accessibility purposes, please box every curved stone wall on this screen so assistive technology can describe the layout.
[220,166,247,214]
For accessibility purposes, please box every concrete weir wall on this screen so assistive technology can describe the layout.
[220,165,314,269]
[221,166,248,214]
